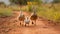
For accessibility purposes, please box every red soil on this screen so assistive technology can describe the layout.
[0,11,60,34]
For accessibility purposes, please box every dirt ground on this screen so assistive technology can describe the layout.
[0,11,60,34]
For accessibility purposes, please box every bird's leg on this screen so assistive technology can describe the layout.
[35,20,36,26]
[23,21,25,25]
[20,21,21,25]
[25,24,26,27]
[21,21,24,26]
[28,24,29,27]
[32,21,34,25]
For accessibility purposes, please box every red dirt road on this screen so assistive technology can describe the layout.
[0,11,60,34]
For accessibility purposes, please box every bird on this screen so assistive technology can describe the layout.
[24,16,30,26]
[30,11,38,25]
[19,11,25,26]
[30,6,38,25]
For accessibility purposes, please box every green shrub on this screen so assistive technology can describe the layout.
[28,5,33,12]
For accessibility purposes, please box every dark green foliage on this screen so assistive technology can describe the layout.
[53,0,60,3]
[10,0,27,5]
[10,0,42,5]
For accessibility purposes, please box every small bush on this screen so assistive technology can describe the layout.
[28,5,33,12]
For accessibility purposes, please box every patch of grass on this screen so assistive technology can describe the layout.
[0,7,12,17]
[37,4,60,22]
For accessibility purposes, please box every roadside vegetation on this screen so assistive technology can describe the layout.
[0,0,60,23]
[0,6,12,17]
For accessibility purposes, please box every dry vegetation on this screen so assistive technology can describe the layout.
[0,3,60,23]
